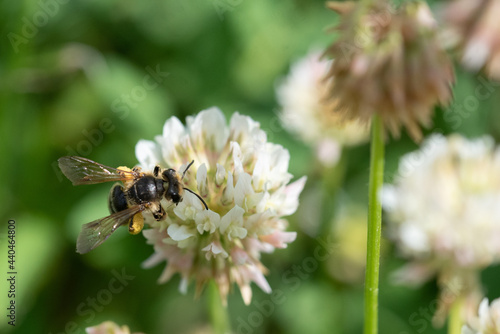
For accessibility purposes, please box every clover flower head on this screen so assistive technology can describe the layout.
[136,107,306,305]
[325,0,454,141]
[382,134,500,273]
[276,50,369,164]
[382,134,500,323]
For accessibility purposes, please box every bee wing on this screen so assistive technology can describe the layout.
[58,156,139,185]
[76,205,145,254]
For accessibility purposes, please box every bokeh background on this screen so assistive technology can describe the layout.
[1,0,500,333]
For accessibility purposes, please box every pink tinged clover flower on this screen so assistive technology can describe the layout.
[136,107,306,305]
[276,50,369,166]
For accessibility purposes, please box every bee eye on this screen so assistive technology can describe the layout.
[172,194,181,203]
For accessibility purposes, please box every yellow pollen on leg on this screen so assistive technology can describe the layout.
[129,213,145,235]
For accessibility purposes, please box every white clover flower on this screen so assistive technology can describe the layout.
[382,134,500,275]
[276,50,369,166]
[136,107,306,305]
[463,298,500,334]
[86,321,139,334]
[382,134,500,322]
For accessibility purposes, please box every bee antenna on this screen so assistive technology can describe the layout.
[182,160,195,180]
[183,187,208,210]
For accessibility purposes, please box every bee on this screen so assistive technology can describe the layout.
[58,156,207,254]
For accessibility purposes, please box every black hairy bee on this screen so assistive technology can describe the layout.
[58,156,207,254]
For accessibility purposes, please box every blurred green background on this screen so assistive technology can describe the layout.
[1,0,500,333]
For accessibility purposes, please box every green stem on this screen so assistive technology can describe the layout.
[208,280,231,334]
[364,115,385,334]
[448,296,464,334]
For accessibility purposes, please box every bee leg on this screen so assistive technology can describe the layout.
[152,205,165,221]
[153,165,161,177]
[128,213,144,235]
[132,166,142,173]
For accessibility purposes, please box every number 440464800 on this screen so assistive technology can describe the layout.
[7,220,15,270]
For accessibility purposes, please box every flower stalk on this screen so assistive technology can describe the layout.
[208,281,231,334]
[364,115,385,334]
[448,296,463,334]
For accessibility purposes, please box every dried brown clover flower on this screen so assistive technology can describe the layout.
[324,0,454,141]
[443,0,500,80]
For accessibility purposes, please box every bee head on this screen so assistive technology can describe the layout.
[162,168,178,180]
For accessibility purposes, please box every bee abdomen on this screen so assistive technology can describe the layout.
[108,184,129,214]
